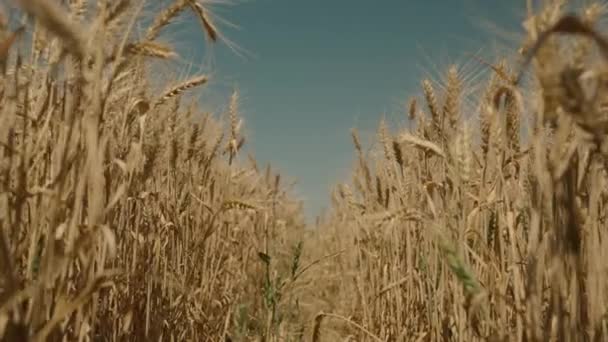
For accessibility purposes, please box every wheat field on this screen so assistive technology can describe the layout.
[1,0,608,341]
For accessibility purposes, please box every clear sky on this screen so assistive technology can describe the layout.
[172,0,525,221]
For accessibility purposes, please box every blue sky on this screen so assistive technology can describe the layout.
[172,0,525,220]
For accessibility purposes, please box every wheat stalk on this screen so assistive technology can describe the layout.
[154,75,208,108]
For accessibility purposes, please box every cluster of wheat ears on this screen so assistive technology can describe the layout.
[2,0,608,341]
